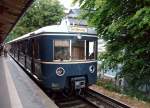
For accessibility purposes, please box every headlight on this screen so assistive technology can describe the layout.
[56,67,65,76]
[89,65,95,73]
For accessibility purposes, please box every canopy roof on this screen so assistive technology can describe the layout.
[0,0,34,43]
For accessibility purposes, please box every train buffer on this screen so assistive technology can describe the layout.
[0,56,58,108]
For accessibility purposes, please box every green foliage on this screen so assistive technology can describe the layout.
[97,79,150,102]
[125,88,150,102]
[96,80,121,93]
[75,0,150,92]
[6,0,64,41]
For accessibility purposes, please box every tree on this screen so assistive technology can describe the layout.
[75,0,150,92]
[6,0,64,41]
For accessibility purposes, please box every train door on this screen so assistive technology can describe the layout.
[31,39,35,74]
[24,40,27,68]
[19,41,26,66]
[32,38,42,80]
[17,42,20,61]
[14,43,17,58]
[26,39,32,71]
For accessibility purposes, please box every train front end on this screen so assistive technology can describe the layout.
[40,32,98,91]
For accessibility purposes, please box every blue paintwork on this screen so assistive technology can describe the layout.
[38,35,97,41]
[36,35,98,90]
[41,62,97,89]
[39,38,53,61]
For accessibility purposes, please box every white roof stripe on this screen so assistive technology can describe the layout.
[8,25,97,43]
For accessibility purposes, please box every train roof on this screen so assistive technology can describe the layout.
[8,24,97,43]
[34,25,96,34]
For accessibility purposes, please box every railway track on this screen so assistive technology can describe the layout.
[54,94,98,108]
[54,89,131,108]
[83,88,131,108]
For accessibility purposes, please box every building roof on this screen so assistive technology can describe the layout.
[0,0,34,43]
[67,9,80,18]
[65,9,87,26]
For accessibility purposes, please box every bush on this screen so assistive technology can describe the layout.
[96,79,150,102]
[96,79,121,93]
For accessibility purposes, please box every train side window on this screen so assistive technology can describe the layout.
[33,39,40,59]
[27,40,32,57]
[54,40,70,61]
[21,41,25,54]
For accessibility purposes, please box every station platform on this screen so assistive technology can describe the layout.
[0,56,58,108]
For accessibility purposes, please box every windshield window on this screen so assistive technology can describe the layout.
[54,40,70,60]
[72,40,85,60]
[54,39,96,61]
[86,41,96,60]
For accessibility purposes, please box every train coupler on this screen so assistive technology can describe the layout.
[70,77,86,90]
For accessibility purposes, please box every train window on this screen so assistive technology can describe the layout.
[86,41,96,60]
[33,39,40,59]
[21,41,26,54]
[72,40,85,60]
[54,40,70,61]
[27,40,32,57]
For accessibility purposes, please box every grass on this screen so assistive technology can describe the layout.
[96,79,150,102]
[96,79,121,92]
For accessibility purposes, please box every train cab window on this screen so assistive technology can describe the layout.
[72,40,85,60]
[54,40,70,61]
[86,41,96,60]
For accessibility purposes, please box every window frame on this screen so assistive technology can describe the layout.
[53,40,70,61]
[53,39,97,62]
[71,39,85,60]
[86,41,97,60]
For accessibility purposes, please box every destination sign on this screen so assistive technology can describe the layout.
[69,26,87,33]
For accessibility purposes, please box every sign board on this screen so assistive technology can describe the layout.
[69,26,87,33]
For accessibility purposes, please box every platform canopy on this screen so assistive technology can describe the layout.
[0,0,34,43]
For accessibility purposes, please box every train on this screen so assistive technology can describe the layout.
[7,24,98,92]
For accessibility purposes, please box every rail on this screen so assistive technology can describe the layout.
[53,88,131,108]
[83,88,131,108]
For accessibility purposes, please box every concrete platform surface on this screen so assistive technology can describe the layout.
[0,56,58,108]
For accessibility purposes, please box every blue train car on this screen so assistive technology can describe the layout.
[8,25,98,91]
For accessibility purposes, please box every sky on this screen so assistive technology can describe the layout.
[58,0,79,9]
